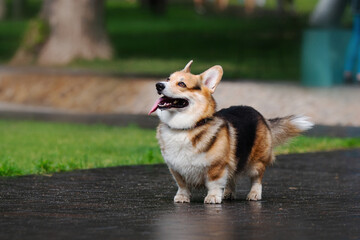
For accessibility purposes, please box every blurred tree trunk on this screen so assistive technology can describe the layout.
[12,0,26,19]
[244,0,255,14]
[37,0,113,65]
[40,0,51,18]
[310,0,347,27]
[0,0,6,20]
[11,0,52,64]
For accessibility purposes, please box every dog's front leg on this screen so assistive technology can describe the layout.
[169,168,191,203]
[204,170,228,204]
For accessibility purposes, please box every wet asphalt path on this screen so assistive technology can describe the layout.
[0,149,359,240]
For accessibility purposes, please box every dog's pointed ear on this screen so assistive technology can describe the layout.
[200,65,223,93]
[182,60,193,73]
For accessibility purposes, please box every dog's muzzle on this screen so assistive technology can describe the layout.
[156,82,165,95]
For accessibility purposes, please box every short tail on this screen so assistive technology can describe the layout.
[268,115,314,147]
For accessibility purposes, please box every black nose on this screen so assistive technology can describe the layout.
[156,82,165,94]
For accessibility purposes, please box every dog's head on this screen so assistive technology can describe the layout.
[149,60,223,129]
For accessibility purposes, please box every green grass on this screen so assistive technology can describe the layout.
[0,0,325,80]
[1,120,360,177]
[0,120,162,177]
[275,136,360,155]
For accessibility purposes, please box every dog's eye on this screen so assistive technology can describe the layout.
[166,77,170,82]
[178,82,187,88]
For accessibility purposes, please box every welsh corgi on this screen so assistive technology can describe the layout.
[148,60,313,204]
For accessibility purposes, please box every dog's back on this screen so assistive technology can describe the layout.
[215,106,267,172]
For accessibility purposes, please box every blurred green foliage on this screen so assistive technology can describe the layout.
[0,0,352,80]
[86,1,307,80]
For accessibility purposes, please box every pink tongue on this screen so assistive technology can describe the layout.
[148,97,163,115]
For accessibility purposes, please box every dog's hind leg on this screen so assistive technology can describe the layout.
[246,121,273,201]
[170,168,191,203]
[246,163,265,201]
[223,176,236,200]
[246,175,263,201]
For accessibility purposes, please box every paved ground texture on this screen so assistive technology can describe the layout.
[0,69,359,126]
[0,149,359,240]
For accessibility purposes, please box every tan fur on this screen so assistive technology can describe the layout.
[190,128,207,147]
[169,168,187,189]
[206,125,231,181]
[167,71,217,123]
[208,159,227,181]
[154,62,312,203]
[268,116,302,146]
[188,116,222,152]
[187,118,237,183]
[248,118,273,168]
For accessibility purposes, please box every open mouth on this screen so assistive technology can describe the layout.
[148,96,189,115]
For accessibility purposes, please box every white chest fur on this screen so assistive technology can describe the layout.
[158,125,210,186]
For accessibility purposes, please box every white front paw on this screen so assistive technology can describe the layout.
[246,191,262,201]
[204,194,222,204]
[174,194,190,203]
